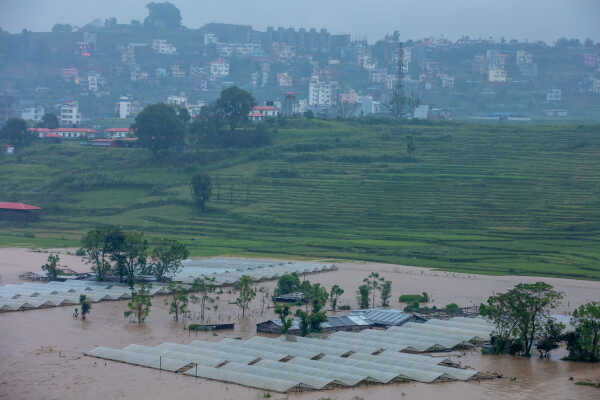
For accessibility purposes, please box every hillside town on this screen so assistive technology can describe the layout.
[1,4,600,132]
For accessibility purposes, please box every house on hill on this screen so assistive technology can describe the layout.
[0,202,41,222]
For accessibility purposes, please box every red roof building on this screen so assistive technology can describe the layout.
[0,202,41,211]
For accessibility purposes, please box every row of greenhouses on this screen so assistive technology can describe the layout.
[86,317,490,393]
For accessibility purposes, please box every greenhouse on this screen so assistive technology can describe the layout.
[86,319,487,393]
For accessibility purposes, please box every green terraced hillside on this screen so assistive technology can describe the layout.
[2,120,600,279]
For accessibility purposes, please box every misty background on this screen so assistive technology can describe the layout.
[1,0,599,42]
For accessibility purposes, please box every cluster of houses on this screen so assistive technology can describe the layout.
[26,127,136,147]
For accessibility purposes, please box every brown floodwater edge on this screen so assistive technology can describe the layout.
[1,248,600,399]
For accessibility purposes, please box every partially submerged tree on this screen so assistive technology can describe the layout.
[295,309,310,337]
[41,254,63,281]
[566,302,600,362]
[380,280,392,307]
[121,232,148,288]
[79,294,91,320]
[363,272,383,308]
[150,239,189,281]
[536,318,564,358]
[191,276,216,321]
[329,284,344,312]
[165,283,189,322]
[274,272,301,297]
[480,282,563,357]
[275,303,293,334]
[124,284,152,324]
[190,174,212,211]
[357,284,370,309]
[82,227,118,281]
[235,275,255,318]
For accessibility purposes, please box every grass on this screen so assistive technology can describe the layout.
[2,120,600,280]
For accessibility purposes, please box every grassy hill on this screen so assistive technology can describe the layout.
[2,120,600,280]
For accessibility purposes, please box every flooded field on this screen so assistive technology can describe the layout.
[1,248,599,400]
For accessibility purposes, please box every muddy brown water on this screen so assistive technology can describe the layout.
[1,249,599,399]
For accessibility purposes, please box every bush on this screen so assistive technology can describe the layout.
[445,303,460,313]
[338,305,351,310]
[399,292,429,304]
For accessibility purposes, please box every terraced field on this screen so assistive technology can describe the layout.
[2,120,600,279]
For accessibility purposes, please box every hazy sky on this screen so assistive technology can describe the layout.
[1,0,599,43]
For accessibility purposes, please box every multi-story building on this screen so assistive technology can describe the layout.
[117,96,135,119]
[152,39,176,55]
[170,64,186,79]
[488,68,507,83]
[88,73,99,92]
[21,105,45,123]
[167,95,188,108]
[59,101,81,126]
[516,50,533,65]
[546,88,562,102]
[308,77,338,107]
[277,73,293,87]
[209,59,230,79]
[440,74,455,89]
[590,79,600,95]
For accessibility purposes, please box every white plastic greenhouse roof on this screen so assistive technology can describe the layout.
[1,257,334,312]
[85,321,485,393]
[173,257,336,284]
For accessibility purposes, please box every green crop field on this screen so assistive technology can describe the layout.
[2,120,600,280]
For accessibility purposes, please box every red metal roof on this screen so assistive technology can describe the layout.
[44,133,63,138]
[54,128,97,133]
[105,128,130,132]
[253,106,276,111]
[28,128,51,132]
[0,202,41,211]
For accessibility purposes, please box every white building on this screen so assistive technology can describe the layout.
[21,105,45,122]
[209,59,230,79]
[546,89,562,102]
[59,101,81,126]
[592,78,600,95]
[167,95,188,108]
[152,39,176,55]
[117,96,134,119]
[488,68,507,83]
[204,33,218,45]
[88,73,99,92]
[308,77,338,107]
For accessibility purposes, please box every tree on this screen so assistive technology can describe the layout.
[124,284,152,324]
[165,283,189,322]
[480,282,563,357]
[82,226,125,281]
[275,303,293,334]
[190,174,212,211]
[144,2,182,30]
[380,280,392,307]
[330,284,344,312]
[357,284,370,309]
[191,276,216,321]
[566,302,600,362]
[295,309,310,336]
[215,86,255,130]
[303,110,314,119]
[133,103,185,156]
[363,272,383,308]
[150,239,189,281]
[177,107,191,124]
[235,275,255,318]
[52,24,73,32]
[36,113,59,129]
[274,272,301,297]
[310,283,328,313]
[309,310,328,333]
[406,136,415,157]
[121,232,148,288]
[41,254,63,281]
[79,294,91,320]
[0,118,33,150]
[536,318,564,358]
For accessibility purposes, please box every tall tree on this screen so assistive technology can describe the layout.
[41,254,62,281]
[37,113,59,129]
[150,239,189,281]
[191,276,216,321]
[380,280,392,307]
[329,284,344,312]
[481,282,563,356]
[165,283,189,322]
[357,284,370,309]
[0,118,33,150]
[363,272,383,309]
[274,272,301,297]
[235,275,255,318]
[133,103,185,156]
[82,226,124,281]
[124,284,152,324]
[144,2,182,29]
[215,86,255,130]
[121,232,148,288]
[190,174,212,211]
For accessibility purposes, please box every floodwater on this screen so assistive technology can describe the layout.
[1,248,599,399]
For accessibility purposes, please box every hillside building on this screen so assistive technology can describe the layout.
[59,101,81,126]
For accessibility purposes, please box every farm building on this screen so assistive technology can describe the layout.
[0,202,41,221]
